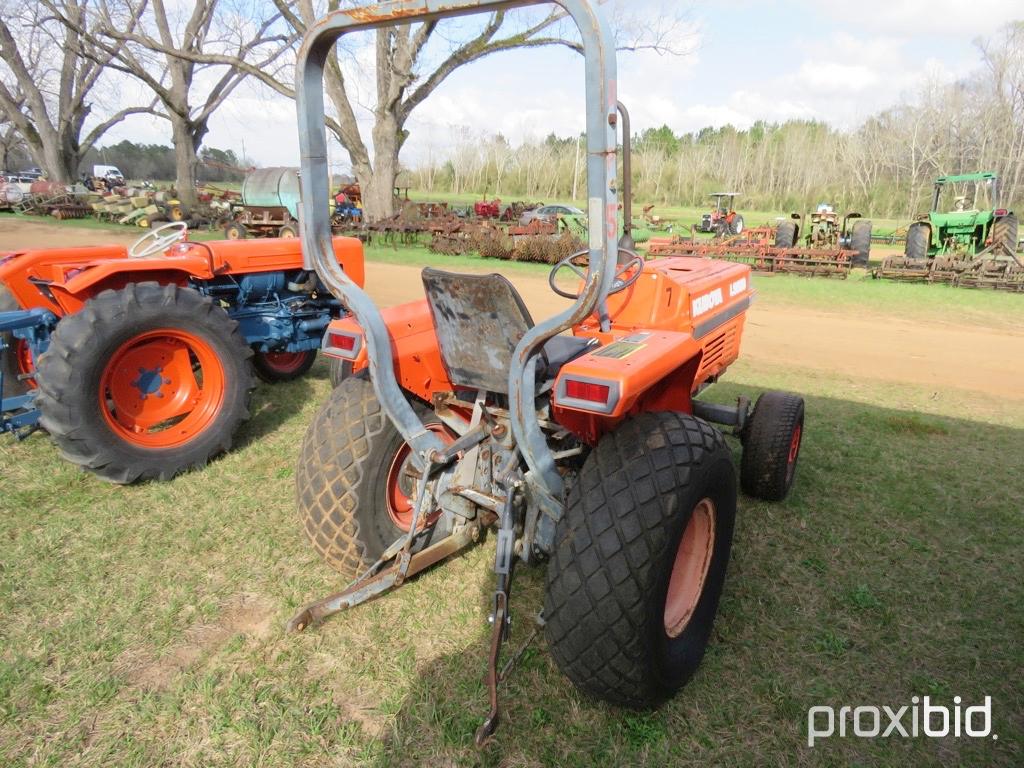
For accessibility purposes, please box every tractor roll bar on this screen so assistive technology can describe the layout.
[296,0,618,501]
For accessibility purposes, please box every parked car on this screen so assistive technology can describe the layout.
[519,204,585,226]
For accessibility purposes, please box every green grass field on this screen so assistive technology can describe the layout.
[0,225,1022,766]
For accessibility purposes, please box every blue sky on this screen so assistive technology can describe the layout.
[104,0,1022,171]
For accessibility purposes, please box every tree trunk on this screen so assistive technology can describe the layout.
[360,121,400,221]
[170,116,199,209]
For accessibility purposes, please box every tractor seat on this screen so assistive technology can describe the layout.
[421,267,595,394]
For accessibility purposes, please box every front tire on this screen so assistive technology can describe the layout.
[296,375,452,580]
[740,391,805,501]
[544,412,737,708]
[35,283,254,483]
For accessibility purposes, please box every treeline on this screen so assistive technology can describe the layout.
[410,23,1024,219]
[78,143,248,183]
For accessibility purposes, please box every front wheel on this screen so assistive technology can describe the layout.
[544,412,736,708]
[740,391,805,501]
[35,283,254,483]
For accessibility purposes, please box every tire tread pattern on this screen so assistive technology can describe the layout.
[544,412,732,708]
[295,376,385,580]
[739,391,804,501]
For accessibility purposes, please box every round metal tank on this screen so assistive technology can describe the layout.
[29,180,67,196]
[242,167,301,218]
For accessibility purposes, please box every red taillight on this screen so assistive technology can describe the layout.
[564,379,610,403]
[325,330,361,359]
[329,332,356,351]
[995,208,1008,217]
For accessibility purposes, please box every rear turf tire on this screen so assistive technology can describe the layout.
[775,221,797,248]
[850,220,872,267]
[740,391,805,501]
[296,375,450,580]
[35,283,254,483]
[905,222,930,260]
[544,412,737,708]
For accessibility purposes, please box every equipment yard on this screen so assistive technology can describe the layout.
[0,217,1021,767]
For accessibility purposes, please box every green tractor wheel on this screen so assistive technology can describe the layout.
[905,222,930,260]
[992,214,1018,255]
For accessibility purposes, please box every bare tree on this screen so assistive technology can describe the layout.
[53,0,297,207]
[134,1,693,220]
[0,1,150,181]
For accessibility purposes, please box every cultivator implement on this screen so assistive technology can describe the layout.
[648,236,855,277]
[873,250,1024,291]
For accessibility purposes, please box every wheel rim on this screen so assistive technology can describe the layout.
[258,351,310,374]
[664,497,716,638]
[226,226,240,239]
[280,227,296,238]
[785,423,803,486]
[385,423,453,531]
[15,338,36,389]
[99,328,226,448]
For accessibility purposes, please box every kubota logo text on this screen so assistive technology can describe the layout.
[691,288,724,317]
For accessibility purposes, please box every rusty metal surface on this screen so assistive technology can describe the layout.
[421,268,534,393]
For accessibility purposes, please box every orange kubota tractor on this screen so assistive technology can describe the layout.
[0,222,363,481]
[287,0,805,744]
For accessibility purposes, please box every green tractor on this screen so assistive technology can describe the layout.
[905,171,1017,259]
[875,171,1022,287]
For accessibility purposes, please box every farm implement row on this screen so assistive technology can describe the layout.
[874,250,1024,291]
[647,235,859,278]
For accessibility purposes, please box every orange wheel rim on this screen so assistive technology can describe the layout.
[99,328,225,448]
[786,423,802,485]
[15,338,36,389]
[664,498,716,638]
[385,423,453,531]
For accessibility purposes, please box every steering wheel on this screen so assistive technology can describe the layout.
[548,248,646,300]
[128,221,188,259]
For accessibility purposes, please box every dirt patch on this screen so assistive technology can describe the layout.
[0,216,137,250]
[118,593,275,692]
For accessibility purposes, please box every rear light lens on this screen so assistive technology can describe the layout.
[557,376,619,414]
[995,209,1008,217]
[324,330,361,359]
[565,379,610,403]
